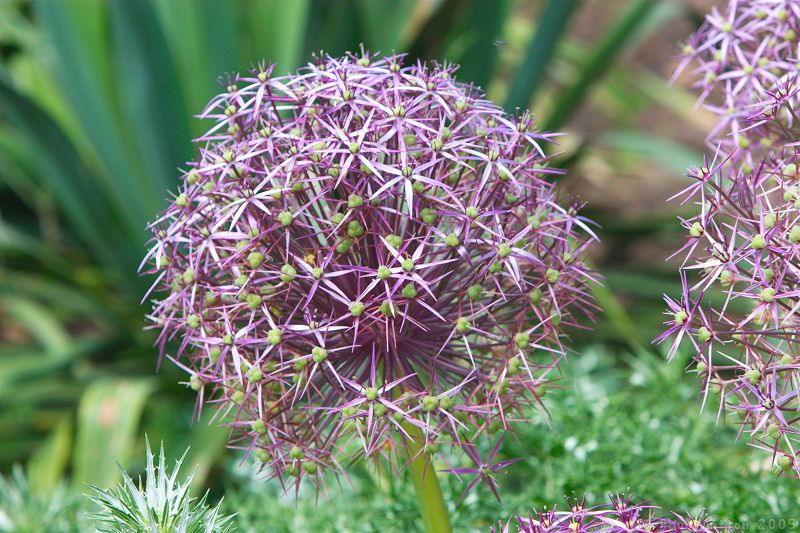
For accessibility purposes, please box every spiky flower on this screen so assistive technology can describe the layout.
[662,0,800,477]
[142,51,597,486]
[674,0,800,162]
[491,494,721,533]
[90,440,234,533]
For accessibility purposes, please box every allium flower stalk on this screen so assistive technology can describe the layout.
[662,0,800,477]
[491,495,721,533]
[141,51,597,494]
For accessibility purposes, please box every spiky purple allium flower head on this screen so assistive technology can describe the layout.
[661,0,800,478]
[674,0,800,162]
[141,50,598,487]
[491,494,722,533]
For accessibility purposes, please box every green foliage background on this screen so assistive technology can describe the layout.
[0,0,796,531]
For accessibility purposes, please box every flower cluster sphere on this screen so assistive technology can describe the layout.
[662,0,800,478]
[143,52,596,483]
[492,495,720,533]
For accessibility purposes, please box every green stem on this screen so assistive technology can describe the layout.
[404,426,452,533]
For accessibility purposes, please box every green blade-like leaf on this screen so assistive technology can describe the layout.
[72,379,155,488]
[505,0,578,111]
[33,1,154,235]
[544,0,662,131]
[27,416,73,495]
[109,0,192,200]
[0,78,139,288]
[248,0,310,72]
[448,0,510,91]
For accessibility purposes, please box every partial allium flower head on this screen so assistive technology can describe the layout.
[491,495,721,533]
[662,0,800,478]
[142,51,597,487]
[675,0,800,163]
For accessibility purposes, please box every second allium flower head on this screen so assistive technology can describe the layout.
[142,51,597,485]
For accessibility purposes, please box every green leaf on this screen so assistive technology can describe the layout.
[0,77,140,291]
[248,0,310,72]
[600,130,703,176]
[27,416,73,495]
[72,379,155,488]
[544,0,661,131]
[34,1,154,234]
[355,1,418,52]
[505,0,578,111]
[109,0,192,199]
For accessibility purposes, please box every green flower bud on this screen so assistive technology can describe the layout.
[421,395,439,412]
[697,326,712,344]
[780,354,795,366]
[385,234,402,249]
[186,314,201,329]
[312,267,324,279]
[267,328,282,345]
[751,233,767,250]
[546,268,560,284]
[402,258,414,271]
[507,357,522,376]
[439,397,455,410]
[745,368,761,385]
[764,268,774,282]
[189,374,202,391]
[444,233,460,247]
[468,284,483,300]
[760,287,776,303]
[277,210,293,226]
[402,284,417,299]
[350,301,365,317]
[289,446,304,460]
[348,194,363,208]
[497,242,511,258]
[455,317,470,333]
[247,366,263,383]
[380,300,395,317]
[777,455,793,472]
[488,262,502,274]
[431,138,444,151]
[209,347,221,363]
[336,238,352,253]
[232,390,245,403]
[247,293,263,309]
[514,332,530,348]
[364,387,379,401]
[255,448,270,462]
[421,208,437,224]
[312,346,328,363]
[175,193,189,207]
[223,334,234,345]
[377,265,392,279]
[247,251,264,268]
[347,220,365,238]
[373,403,387,417]
[466,206,479,219]
[689,221,704,238]
[528,288,542,305]
[789,226,800,244]
[280,264,297,282]
[764,213,777,229]
[674,310,688,325]
[293,358,308,372]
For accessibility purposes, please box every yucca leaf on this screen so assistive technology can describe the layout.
[248,0,310,72]
[505,0,579,111]
[544,0,662,131]
[109,0,192,200]
[72,379,155,488]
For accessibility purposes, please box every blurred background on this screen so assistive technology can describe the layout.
[1,0,798,531]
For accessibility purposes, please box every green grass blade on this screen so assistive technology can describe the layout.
[72,379,155,488]
[27,416,73,495]
[248,0,310,72]
[543,0,660,131]
[109,0,192,199]
[0,78,139,286]
[505,0,578,111]
[33,1,153,233]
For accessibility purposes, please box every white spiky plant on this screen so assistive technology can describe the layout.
[90,439,234,533]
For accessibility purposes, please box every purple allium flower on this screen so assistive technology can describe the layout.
[662,0,800,478]
[674,0,800,161]
[141,51,597,487]
[491,494,722,533]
